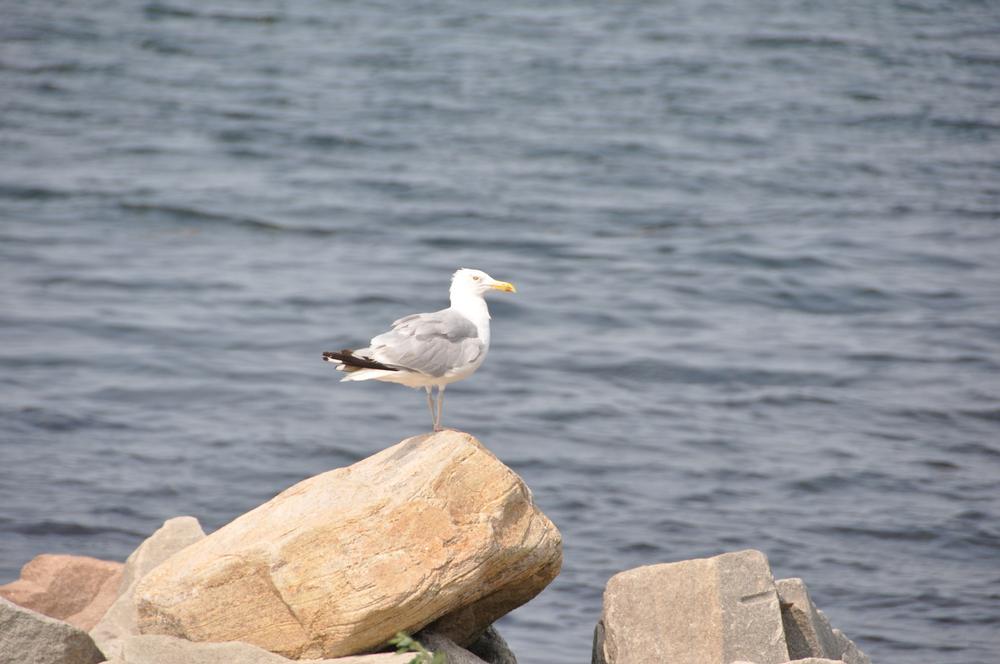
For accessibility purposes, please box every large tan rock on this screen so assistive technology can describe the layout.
[135,431,562,659]
[90,516,206,660]
[0,553,123,631]
[594,550,788,664]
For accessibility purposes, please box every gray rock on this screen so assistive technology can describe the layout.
[775,579,871,664]
[120,635,288,664]
[119,516,206,590]
[775,578,840,659]
[0,596,104,664]
[106,634,413,663]
[90,516,206,660]
[466,625,517,664]
[419,632,489,664]
[775,578,871,664]
[833,628,871,664]
[595,550,789,664]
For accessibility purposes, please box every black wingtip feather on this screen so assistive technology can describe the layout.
[321,349,399,371]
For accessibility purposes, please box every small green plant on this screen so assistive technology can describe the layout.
[389,632,446,664]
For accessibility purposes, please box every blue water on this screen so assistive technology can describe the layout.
[2,2,999,662]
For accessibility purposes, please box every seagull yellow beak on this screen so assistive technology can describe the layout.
[491,281,516,293]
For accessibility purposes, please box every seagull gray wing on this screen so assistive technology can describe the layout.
[369,308,484,377]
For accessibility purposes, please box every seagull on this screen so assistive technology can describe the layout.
[322,268,516,431]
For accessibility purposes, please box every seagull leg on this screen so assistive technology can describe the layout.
[425,386,437,431]
[435,385,446,432]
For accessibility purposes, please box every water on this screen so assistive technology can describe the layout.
[2,1,999,661]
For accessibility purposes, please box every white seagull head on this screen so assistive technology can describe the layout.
[450,268,516,298]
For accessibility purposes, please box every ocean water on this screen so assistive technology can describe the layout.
[2,1,999,662]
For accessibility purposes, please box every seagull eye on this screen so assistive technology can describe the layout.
[472,275,480,281]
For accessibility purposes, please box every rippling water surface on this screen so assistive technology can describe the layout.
[2,2,999,662]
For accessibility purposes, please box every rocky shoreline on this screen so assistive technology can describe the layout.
[0,431,869,664]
